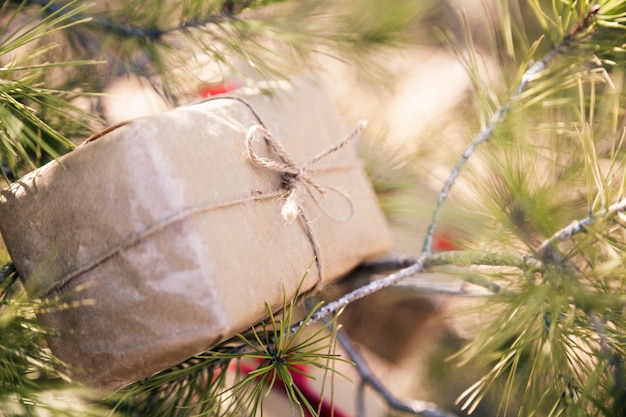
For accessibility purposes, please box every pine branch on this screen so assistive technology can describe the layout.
[6,0,423,103]
[536,196,626,260]
[111,246,530,417]
[420,4,604,256]
[0,0,101,176]
[297,260,428,329]
[109,275,350,417]
[292,249,543,331]
[0,267,108,416]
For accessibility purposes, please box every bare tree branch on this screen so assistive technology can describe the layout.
[333,324,459,417]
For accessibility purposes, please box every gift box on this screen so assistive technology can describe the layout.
[0,77,391,390]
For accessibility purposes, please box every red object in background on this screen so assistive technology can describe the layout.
[237,360,352,417]
[199,81,240,97]
[432,228,462,252]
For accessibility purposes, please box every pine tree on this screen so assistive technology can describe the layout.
[1,1,626,416]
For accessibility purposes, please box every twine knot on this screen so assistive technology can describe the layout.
[245,121,366,223]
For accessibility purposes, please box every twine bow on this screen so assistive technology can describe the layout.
[245,121,366,223]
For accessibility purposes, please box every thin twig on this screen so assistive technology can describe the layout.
[422,250,541,271]
[536,198,626,259]
[360,256,420,272]
[296,259,428,330]
[420,7,601,257]
[295,250,542,331]
[333,324,459,417]
[364,251,541,273]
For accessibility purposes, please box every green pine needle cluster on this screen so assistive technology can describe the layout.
[430,1,626,416]
[107,277,347,417]
[0,265,109,417]
[0,0,98,176]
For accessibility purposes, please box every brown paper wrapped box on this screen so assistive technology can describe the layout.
[0,77,391,390]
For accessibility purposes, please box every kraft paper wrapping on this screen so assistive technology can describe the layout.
[0,77,391,390]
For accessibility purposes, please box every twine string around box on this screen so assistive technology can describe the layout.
[245,123,361,223]
[244,119,363,286]
[48,97,363,295]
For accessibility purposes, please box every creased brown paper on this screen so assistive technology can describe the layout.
[0,77,391,390]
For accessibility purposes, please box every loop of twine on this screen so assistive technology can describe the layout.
[244,119,366,289]
[245,121,366,224]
